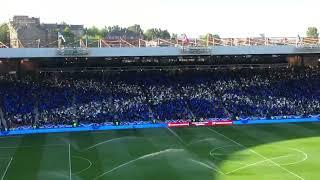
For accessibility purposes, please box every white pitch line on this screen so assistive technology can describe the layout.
[209,145,251,165]
[72,156,92,175]
[166,128,186,145]
[1,157,12,180]
[188,158,225,175]
[226,154,292,175]
[84,136,140,151]
[280,148,308,166]
[209,145,243,157]
[209,145,308,167]
[93,149,184,180]
[206,128,305,180]
[68,144,72,180]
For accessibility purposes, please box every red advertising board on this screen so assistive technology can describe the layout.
[190,120,233,126]
[190,122,210,126]
[167,120,233,128]
[209,120,233,126]
[167,122,190,127]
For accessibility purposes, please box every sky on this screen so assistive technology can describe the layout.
[1,0,320,38]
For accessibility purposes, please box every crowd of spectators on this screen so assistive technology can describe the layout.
[0,67,319,129]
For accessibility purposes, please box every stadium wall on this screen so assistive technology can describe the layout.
[0,123,167,136]
[233,117,320,125]
[1,117,320,136]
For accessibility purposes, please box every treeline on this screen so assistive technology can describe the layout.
[84,25,220,41]
[0,24,9,45]
[84,24,171,40]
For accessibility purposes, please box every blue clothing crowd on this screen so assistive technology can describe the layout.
[0,67,319,128]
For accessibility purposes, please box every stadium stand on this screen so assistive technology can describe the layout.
[0,66,319,129]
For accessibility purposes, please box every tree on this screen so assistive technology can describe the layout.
[306,27,319,38]
[81,25,173,41]
[171,33,178,40]
[94,25,145,40]
[144,29,156,40]
[144,28,170,40]
[199,33,220,40]
[86,26,103,39]
[160,30,170,39]
[0,23,9,46]
[199,33,221,46]
[100,27,108,38]
[62,26,76,47]
[105,25,126,36]
[127,24,143,35]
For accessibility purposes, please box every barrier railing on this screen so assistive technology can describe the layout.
[7,37,320,48]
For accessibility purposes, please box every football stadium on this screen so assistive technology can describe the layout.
[0,9,320,180]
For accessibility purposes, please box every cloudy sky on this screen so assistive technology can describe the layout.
[1,0,319,37]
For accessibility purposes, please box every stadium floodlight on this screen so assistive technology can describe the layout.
[318,59,320,62]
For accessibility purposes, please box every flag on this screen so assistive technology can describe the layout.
[181,34,189,46]
[58,32,66,42]
[296,34,301,46]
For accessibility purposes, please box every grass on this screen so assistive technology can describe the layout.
[0,123,320,180]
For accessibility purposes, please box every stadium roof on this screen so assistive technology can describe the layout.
[0,46,320,59]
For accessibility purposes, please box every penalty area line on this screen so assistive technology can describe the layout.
[206,128,305,180]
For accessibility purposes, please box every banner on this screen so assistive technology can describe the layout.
[167,122,190,127]
[190,122,210,126]
[190,120,233,127]
[210,120,233,126]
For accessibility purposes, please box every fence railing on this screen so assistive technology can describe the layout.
[4,37,320,48]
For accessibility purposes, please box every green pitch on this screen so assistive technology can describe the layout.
[0,123,320,180]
